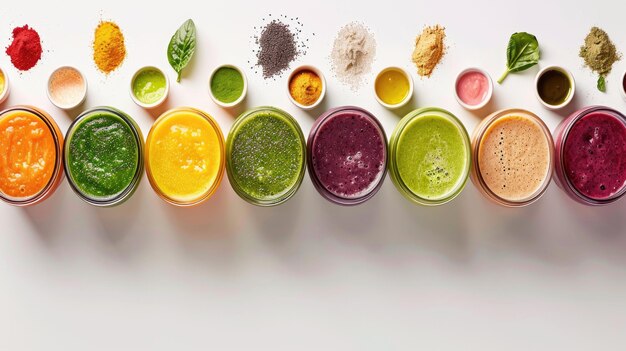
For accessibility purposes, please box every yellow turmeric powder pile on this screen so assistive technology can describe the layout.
[289,70,323,106]
[93,21,126,74]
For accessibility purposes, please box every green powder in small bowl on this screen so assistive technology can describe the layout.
[210,65,246,106]
[131,67,168,107]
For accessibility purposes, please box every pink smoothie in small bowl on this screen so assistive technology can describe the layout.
[456,71,489,106]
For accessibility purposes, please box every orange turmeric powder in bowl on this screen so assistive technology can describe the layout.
[287,65,326,109]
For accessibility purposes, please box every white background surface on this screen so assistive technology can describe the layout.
[2,0,626,349]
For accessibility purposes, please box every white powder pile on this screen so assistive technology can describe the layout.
[330,22,376,90]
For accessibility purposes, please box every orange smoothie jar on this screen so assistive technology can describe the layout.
[0,106,64,206]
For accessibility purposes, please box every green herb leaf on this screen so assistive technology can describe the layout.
[168,19,196,83]
[597,75,606,92]
[497,32,540,84]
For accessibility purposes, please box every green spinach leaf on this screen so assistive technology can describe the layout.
[498,32,540,84]
[597,75,606,92]
[168,19,196,83]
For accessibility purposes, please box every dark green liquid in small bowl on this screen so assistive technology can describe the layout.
[537,69,571,106]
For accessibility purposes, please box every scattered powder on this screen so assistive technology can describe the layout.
[330,22,376,90]
[48,67,86,108]
[411,25,446,78]
[5,25,43,71]
[93,21,126,74]
[579,27,621,76]
[251,15,310,79]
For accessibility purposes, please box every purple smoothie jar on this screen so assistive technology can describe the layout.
[307,106,388,205]
[554,106,626,205]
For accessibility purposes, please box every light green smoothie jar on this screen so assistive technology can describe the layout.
[388,107,471,206]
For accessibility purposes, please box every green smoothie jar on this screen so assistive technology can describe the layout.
[226,107,306,206]
[389,107,471,206]
[64,107,144,206]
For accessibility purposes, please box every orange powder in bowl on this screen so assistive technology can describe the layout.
[289,69,322,106]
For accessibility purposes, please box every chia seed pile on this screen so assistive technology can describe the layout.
[251,15,311,79]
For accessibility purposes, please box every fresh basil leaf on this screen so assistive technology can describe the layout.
[498,32,540,84]
[597,75,606,92]
[168,19,196,83]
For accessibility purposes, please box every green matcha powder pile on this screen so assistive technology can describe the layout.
[579,27,621,92]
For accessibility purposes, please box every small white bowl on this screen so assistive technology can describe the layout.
[130,66,169,109]
[620,70,626,102]
[209,64,247,108]
[534,65,575,110]
[287,65,326,110]
[46,66,87,110]
[0,67,9,105]
[454,67,493,110]
[374,67,413,109]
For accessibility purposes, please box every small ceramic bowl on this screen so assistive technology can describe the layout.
[130,66,169,109]
[0,67,11,105]
[454,67,493,110]
[534,65,575,110]
[287,65,326,110]
[209,64,248,108]
[374,67,413,109]
[46,66,87,110]
[620,69,626,102]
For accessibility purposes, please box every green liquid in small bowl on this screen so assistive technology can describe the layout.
[133,68,166,105]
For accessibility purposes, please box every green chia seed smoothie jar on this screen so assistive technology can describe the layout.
[388,107,471,206]
[64,107,144,206]
[226,107,306,206]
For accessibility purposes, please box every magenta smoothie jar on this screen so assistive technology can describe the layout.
[307,106,387,205]
[554,106,626,205]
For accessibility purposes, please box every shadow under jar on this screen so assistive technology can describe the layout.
[471,109,554,207]
[388,107,471,206]
[64,107,144,207]
[0,106,65,206]
[307,106,387,206]
[226,107,306,207]
[553,106,626,205]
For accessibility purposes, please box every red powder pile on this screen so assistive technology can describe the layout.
[5,25,43,71]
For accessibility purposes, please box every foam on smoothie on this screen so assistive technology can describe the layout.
[563,111,626,200]
[478,114,550,201]
[396,114,468,200]
[311,111,385,198]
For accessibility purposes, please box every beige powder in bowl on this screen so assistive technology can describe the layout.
[48,67,86,109]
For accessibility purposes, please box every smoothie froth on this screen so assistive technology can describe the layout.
[563,111,626,200]
[477,113,551,202]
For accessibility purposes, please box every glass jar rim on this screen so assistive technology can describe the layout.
[472,108,554,207]
[0,105,64,206]
[389,107,471,206]
[307,106,388,206]
[145,107,225,206]
[557,105,626,204]
[226,106,306,207]
[64,106,144,207]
